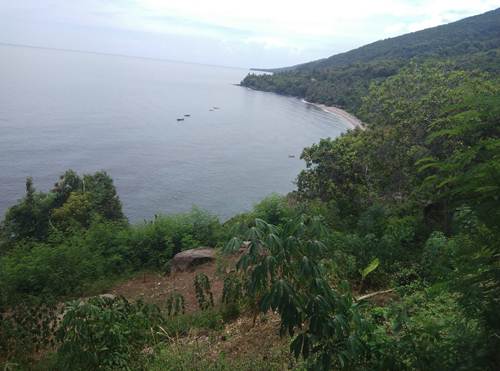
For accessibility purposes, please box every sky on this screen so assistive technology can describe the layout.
[1,0,499,68]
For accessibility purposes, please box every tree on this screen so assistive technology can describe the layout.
[51,192,93,231]
[1,177,55,247]
[52,170,83,208]
[83,171,125,222]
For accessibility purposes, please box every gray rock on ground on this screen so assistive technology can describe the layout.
[170,247,215,273]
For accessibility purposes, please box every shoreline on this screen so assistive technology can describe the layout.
[301,99,365,130]
[239,83,365,130]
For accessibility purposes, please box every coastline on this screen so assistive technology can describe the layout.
[301,99,365,130]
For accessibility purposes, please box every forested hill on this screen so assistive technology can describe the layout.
[241,8,500,112]
[265,8,500,72]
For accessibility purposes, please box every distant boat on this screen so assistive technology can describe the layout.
[209,109,214,111]
[184,114,191,117]
[288,154,295,158]
[177,118,184,121]
[213,106,220,110]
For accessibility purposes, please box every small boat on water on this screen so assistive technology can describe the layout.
[184,114,191,117]
[209,109,214,111]
[177,118,184,121]
[213,106,220,110]
[288,154,295,158]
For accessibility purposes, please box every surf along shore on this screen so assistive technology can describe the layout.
[302,99,365,130]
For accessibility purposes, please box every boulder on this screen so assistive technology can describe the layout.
[170,247,215,273]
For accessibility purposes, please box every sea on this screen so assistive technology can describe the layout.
[0,44,350,222]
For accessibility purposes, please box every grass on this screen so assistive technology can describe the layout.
[161,309,224,336]
[145,341,303,371]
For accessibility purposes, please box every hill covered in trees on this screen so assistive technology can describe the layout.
[242,8,500,112]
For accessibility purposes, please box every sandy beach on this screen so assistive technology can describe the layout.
[302,99,365,130]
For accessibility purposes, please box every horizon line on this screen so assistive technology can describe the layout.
[0,42,249,71]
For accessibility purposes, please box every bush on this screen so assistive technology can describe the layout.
[420,231,453,282]
[253,194,293,226]
[56,296,163,370]
[127,208,221,268]
[357,205,388,238]
[0,242,103,303]
[221,194,295,244]
[0,219,133,307]
[366,290,487,370]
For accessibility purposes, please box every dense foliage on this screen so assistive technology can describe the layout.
[56,296,163,370]
[290,63,500,369]
[0,172,222,310]
[225,217,372,370]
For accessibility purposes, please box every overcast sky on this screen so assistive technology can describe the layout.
[1,0,498,68]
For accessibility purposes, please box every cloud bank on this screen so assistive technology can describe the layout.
[1,0,498,67]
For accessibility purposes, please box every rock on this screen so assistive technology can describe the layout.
[98,293,116,300]
[170,247,215,272]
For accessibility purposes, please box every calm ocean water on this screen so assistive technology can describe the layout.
[0,44,349,222]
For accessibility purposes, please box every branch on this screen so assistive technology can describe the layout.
[356,289,394,302]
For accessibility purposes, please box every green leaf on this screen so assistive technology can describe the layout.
[360,258,380,281]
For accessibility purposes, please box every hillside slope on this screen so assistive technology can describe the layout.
[291,8,500,71]
[241,8,500,112]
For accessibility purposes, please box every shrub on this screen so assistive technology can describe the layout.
[357,205,388,238]
[127,208,221,268]
[0,242,102,303]
[366,290,487,370]
[0,218,134,307]
[420,231,453,282]
[56,296,163,370]
[253,194,293,226]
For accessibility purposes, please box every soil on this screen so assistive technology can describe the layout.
[107,261,225,313]
[177,312,289,364]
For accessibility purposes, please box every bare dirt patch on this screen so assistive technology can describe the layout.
[172,312,291,366]
[107,261,224,313]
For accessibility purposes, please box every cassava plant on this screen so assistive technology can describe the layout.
[221,272,245,322]
[194,273,214,311]
[0,299,61,361]
[225,217,371,370]
[166,292,186,316]
[221,273,244,306]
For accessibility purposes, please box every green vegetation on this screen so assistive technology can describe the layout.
[56,296,163,370]
[2,8,500,370]
[290,62,500,369]
[242,8,500,113]
[194,273,215,310]
[0,171,222,310]
[225,216,371,370]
